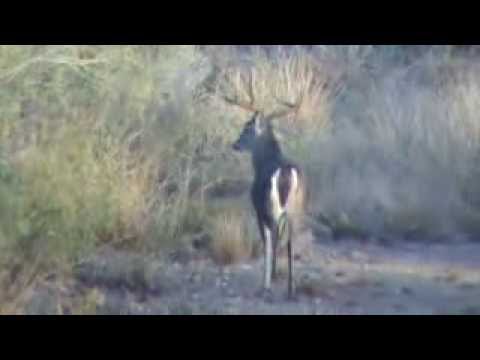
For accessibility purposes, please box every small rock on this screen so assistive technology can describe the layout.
[25,288,59,315]
[458,282,476,291]
[459,305,480,315]
[393,304,407,312]
[401,286,414,296]
[344,300,358,308]
[192,233,211,250]
[445,272,459,283]
[239,264,253,271]
[371,290,386,298]
[226,289,236,298]
[312,223,333,241]
[351,251,367,261]
[189,273,202,284]
[169,248,193,265]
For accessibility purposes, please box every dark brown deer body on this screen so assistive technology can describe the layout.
[233,112,306,299]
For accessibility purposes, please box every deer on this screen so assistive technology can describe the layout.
[218,73,307,300]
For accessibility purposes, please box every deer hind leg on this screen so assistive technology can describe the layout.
[272,223,278,281]
[263,226,273,291]
[273,212,289,281]
[287,219,295,300]
[255,213,266,247]
[287,239,294,299]
[256,214,272,282]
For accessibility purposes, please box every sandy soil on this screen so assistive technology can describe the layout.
[23,232,480,315]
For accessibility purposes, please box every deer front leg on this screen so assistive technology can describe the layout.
[287,238,294,299]
[263,226,273,291]
[272,224,278,281]
[254,215,274,301]
[286,220,296,300]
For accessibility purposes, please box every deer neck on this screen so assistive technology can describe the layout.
[251,132,284,179]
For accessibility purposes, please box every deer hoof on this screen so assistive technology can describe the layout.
[287,291,298,302]
[256,288,275,303]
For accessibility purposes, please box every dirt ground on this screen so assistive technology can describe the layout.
[22,230,480,315]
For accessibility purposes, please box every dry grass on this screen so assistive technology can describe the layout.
[305,54,480,239]
[0,45,215,310]
[209,207,254,265]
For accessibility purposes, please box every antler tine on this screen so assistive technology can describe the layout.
[246,71,255,109]
[221,94,259,112]
[267,91,305,120]
[217,68,260,113]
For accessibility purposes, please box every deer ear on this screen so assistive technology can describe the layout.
[253,112,267,133]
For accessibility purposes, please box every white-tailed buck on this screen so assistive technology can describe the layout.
[220,74,306,300]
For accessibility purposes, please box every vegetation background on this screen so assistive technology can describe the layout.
[2,45,480,313]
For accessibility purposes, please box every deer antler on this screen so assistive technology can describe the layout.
[218,70,260,113]
[215,67,305,120]
[266,91,305,120]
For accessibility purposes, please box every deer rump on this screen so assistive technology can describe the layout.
[256,164,302,249]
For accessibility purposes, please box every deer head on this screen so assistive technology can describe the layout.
[232,111,269,152]
[216,70,304,152]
